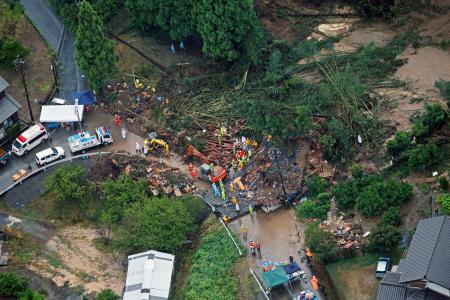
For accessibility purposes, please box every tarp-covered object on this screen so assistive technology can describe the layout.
[71,90,96,105]
[262,268,289,288]
[283,262,301,275]
[40,105,84,122]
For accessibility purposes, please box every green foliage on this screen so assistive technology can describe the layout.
[45,165,94,219]
[194,0,263,64]
[0,38,29,67]
[0,272,28,297]
[182,195,208,224]
[94,0,122,23]
[5,122,22,138]
[333,174,413,216]
[436,193,450,215]
[407,142,442,172]
[124,0,195,40]
[297,192,330,221]
[95,289,120,300]
[18,289,46,300]
[435,80,450,103]
[75,1,116,91]
[99,175,148,232]
[381,207,401,226]
[289,38,334,63]
[411,103,447,139]
[60,3,79,32]
[387,131,413,164]
[320,118,352,164]
[0,0,23,38]
[183,228,242,300]
[305,175,329,197]
[356,0,394,18]
[119,197,194,253]
[366,224,401,253]
[333,180,358,210]
[439,176,449,191]
[305,223,340,263]
[351,164,364,179]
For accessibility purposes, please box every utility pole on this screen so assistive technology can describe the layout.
[14,56,34,123]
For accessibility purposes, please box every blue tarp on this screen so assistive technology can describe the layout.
[71,90,96,105]
[283,262,301,275]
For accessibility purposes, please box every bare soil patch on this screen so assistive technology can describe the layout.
[28,225,126,295]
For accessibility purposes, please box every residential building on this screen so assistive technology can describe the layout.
[0,76,22,141]
[123,250,175,300]
[377,216,450,300]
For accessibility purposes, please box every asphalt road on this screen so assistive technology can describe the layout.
[20,0,87,99]
[0,127,75,194]
[0,0,91,195]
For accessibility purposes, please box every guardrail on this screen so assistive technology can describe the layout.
[0,151,112,197]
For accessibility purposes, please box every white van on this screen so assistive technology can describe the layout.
[12,124,49,156]
[35,147,65,166]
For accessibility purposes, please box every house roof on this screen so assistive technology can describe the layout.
[0,94,22,123]
[123,250,175,300]
[377,272,450,300]
[0,76,9,92]
[399,216,450,289]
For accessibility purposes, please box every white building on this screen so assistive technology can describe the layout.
[123,250,175,300]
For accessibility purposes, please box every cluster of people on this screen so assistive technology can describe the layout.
[135,142,149,156]
[170,41,185,54]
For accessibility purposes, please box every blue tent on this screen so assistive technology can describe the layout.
[71,90,96,105]
[283,262,301,275]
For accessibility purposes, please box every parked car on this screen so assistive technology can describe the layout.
[35,147,65,166]
[376,257,391,279]
[0,146,10,166]
[12,169,27,182]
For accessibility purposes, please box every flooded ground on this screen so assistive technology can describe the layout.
[229,208,325,300]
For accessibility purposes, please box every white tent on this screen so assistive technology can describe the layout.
[39,105,84,123]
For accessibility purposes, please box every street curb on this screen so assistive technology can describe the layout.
[56,25,66,60]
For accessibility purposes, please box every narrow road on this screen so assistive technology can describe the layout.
[20,0,87,99]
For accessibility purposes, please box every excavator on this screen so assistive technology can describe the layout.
[144,132,169,156]
[186,144,226,183]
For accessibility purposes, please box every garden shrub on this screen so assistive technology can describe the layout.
[411,103,447,139]
[366,224,401,253]
[305,175,329,197]
[381,207,401,226]
[436,193,450,215]
[297,192,330,221]
[0,272,28,297]
[305,223,340,263]
[439,176,449,191]
[407,142,442,172]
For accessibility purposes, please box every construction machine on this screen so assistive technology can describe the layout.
[186,144,210,164]
[144,132,169,156]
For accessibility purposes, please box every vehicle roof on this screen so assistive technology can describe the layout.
[36,147,55,158]
[17,124,46,143]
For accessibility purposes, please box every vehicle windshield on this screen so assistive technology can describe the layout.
[13,140,22,149]
[103,134,110,139]
[51,148,58,155]
[377,261,388,272]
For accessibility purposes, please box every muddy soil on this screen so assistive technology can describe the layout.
[28,225,126,295]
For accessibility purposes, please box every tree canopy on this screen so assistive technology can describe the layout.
[119,197,194,253]
[75,1,116,91]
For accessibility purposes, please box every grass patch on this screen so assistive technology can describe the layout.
[47,254,63,269]
[326,255,379,300]
[6,229,41,265]
[179,216,245,300]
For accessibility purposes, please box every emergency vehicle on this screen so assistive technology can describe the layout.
[12,124,49,156]
[68,126,113,153]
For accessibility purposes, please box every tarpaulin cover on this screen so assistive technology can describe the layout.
[71,90,96,105]
[262,268,289,288]
[283,262,301,275]
[39,105,84,122]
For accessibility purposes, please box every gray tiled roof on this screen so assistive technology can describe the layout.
[0,76,8,92]
[426,217,450,289]
[407,290,427,300]
[399,216,447,284]
[0,94,21,123]
[377,272,407,300]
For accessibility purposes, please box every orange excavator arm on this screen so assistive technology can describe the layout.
[186,145,210,164]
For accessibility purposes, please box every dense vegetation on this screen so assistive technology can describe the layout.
[0,0,28,68]
[45,166,206,255]
[366,208,402,253]
[333,172,413,216]
[305,223,340,263]
[75,1,116,91]
[0,272,46,300]
[181,219,244,300]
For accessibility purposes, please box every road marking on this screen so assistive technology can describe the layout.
[56,25,66,60]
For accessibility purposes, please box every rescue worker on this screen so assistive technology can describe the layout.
[143,146,148,156]
[235,202,240,214]
[222,215,229,225]
[171,43,176,54]
[180,41,185,50]
[121,128,127,140]
[188,163,194,172]
[231,196,238,205]
[229,182,235,192]
[241,224,247,240]
[249,204,254,215]
[136,142,141,154]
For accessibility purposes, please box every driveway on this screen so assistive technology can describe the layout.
[20,0,87,99]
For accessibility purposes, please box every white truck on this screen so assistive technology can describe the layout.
[68,126,113,154]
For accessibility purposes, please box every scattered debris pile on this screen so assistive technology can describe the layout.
[321,217,368,254]
[91,155,196,197]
